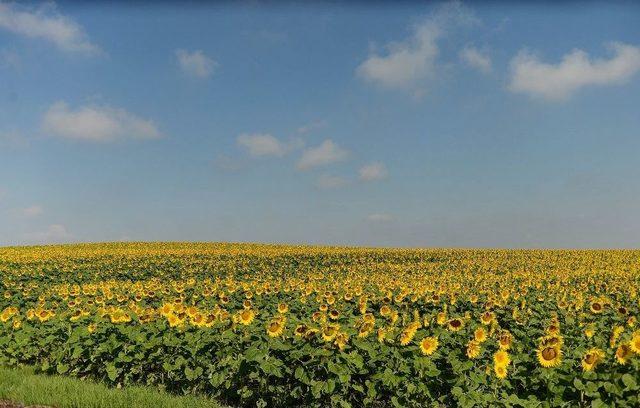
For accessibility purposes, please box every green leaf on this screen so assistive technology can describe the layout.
[622,374,637,389]
[105,363,118,382]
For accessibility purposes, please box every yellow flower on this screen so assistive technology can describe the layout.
[615,344,633,365]
[267,319,285,337]
[466,340,481,359]
[581,348,604,372]
[537,346,562,368]
[399,322,420,346]
[474,327,487,343]
[277,303,289,314]
[629,331,640,354]
[419,336,438,356]
[237,309,255,325]
[321,324,339,341]
[494,364,507,379]
[447,318,464,332]
[493,350,510,368]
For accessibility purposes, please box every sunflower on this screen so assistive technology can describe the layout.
[581,348,604,372]
[447,318,464,332]
[615,344,633,365]
[537,346,562,368]
[321,324,339,341]
[420,336,439,356]
[590,301,603,314]
[610,325,624,348]
[494,350,510,368]
[466,340,481,359]
[277,303,289,314]
[294,324,308,337]
[399,322,420,345]
[329,309,340,320]
[334,332,349,350]
[480,311,494,325]
[267,319,285,337]
[238,309,255,325]
[630,331,640,353]
[436,312,447,326]
[377,327,388,343]
[494,364,507,379]
[473,327,488,343]
[584,324,595,339]
[498,331,512,350]
[358,322,374,338]
[380,305,391,317]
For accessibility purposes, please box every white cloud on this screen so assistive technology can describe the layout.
[316,174,349,189]
[359,162,388,181]
[459,46,491,73]
[22,224,72,243]
[21,205,43,218]
[356,1,477,90]
[43,101,161,142]
[297,139,348,170]
[508,42,640,101]
[236,133,302,157]
[367,213,394,222]
[176,49,217,79]
[0,3,98,54]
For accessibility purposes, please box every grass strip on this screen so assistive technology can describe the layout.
[0,366,222,408]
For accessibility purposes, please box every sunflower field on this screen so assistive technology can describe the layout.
[1,243,639,407]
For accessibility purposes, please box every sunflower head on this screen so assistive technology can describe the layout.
[538,346,562,368]
[420,336,439,356]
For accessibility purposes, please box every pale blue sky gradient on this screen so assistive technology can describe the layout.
[1,1,639,248]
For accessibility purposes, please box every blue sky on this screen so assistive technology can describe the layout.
[1,1,639,248]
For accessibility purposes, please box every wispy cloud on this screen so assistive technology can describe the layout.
[297,140,348,170]
[359,162,388,181]
[356,1,478,92]
[509,42,640,101]
[459,46,491,73]
[237,133,302,157]
[43,101,161,142]
[0,3,99,54]
[176,49,217,79]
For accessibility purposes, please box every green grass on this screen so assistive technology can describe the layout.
[0,366,223,408]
